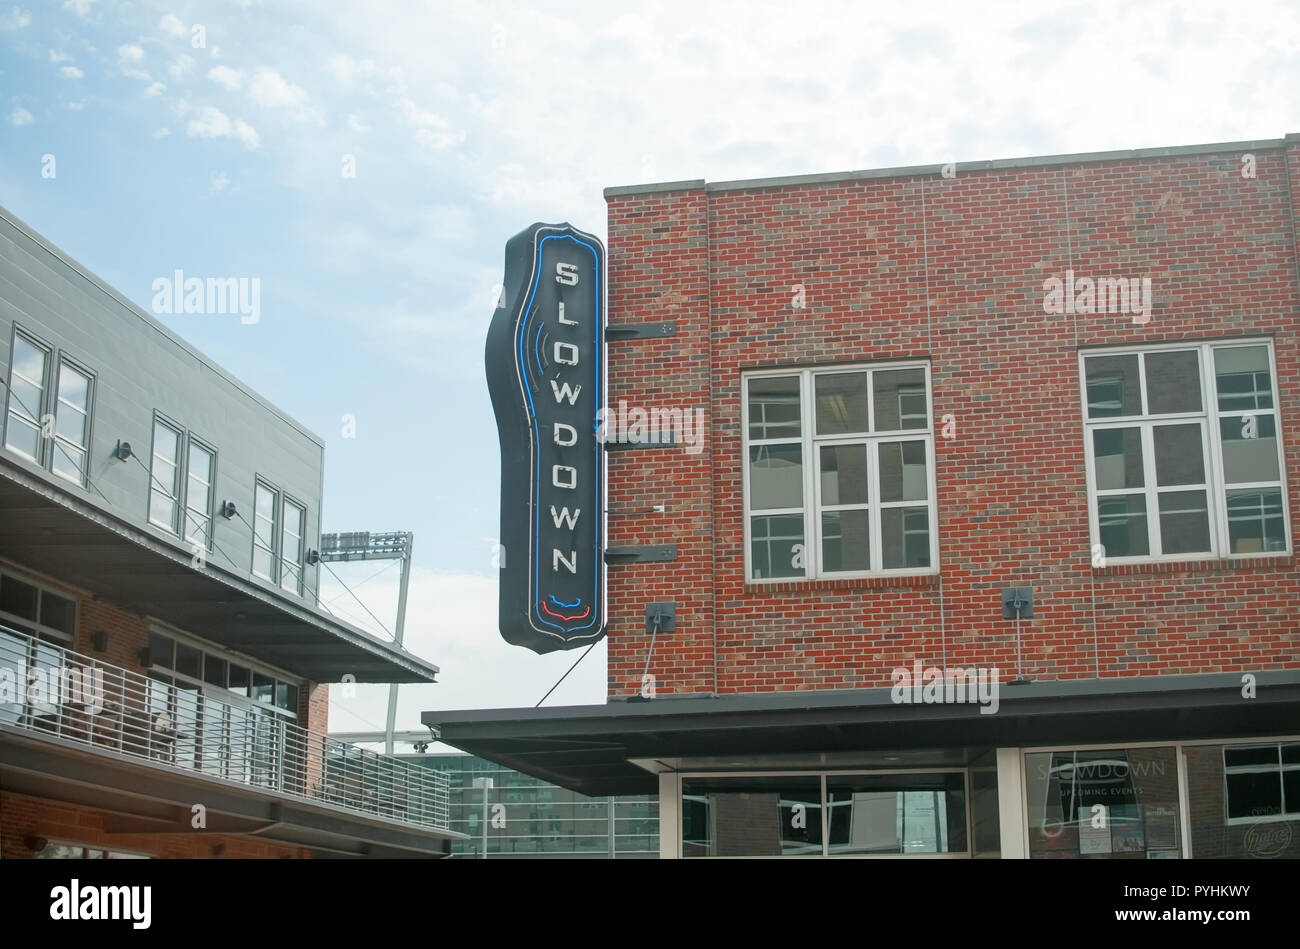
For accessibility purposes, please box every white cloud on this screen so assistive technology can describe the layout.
[207,65,243,90]
[151,126,170,138]
[247,66,321,123]
[184,104,260,149]
[143,81,164,98]
[9,106,33,126]
[117,43,149,80]
[49,49,71,63]
[62,0,95,16]
[167,54,194,79]
[394,97,464,150]
[58,65,83,79]
[158,13,185,37]
[347,113,367,133]
[68,101,84,110]
[1,7,30,29]
[209,171,230,193]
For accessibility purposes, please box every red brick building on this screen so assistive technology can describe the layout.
[432,136,1300,859]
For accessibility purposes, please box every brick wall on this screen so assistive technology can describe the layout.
[604,139,1300,697]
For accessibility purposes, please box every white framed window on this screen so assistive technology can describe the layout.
[741,362,938,582]
[1080,339,1290,564]
[148,417,183,532]
[1223,742,1300,825]
[4,329,95,486]
[183,439,215,547]
[50,357,93,486]
[252,480,278,582]
[279,498,304,594]
[3,330,50,464]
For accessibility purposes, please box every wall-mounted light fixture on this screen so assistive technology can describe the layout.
[90,630,108,652]
[219,501,238,519]
[113,440,133,461]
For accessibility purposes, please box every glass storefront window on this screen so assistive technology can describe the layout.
[1024,748,1181,858]
[1186,742,1300,858]
[682,776,823,857]
[826,772,967,855]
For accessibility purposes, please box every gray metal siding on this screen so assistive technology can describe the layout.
[0,209,324,602]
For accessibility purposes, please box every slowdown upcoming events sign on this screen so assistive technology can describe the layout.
[485,223,606,654]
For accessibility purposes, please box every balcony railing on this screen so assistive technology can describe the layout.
[0,624,450,832]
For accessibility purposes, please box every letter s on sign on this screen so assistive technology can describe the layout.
[555,262,579,286]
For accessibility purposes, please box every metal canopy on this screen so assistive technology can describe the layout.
[424,672,1300,796]
[0,460,438,684]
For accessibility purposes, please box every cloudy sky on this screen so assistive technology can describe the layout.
[3,0,1299,749]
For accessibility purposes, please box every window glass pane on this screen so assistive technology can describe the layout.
[1215,346,1273,412]
[873,369,928,431]
[153,421,178,464]
[8,375,43,422]
[1157,490,1211,555]
[54,402,86,444]
[38,591,75,634]
[682,776,822,857]
[1219,415,1279,484]
[819,444,868,506]
[280,563,300,594]
[4,415,41,461]
[174,641,201,679]
[51,441,86,483]
[822,510,870,572]
[1085,355,1142,418]
[281,682,299,714]
[827,773,967,855]
[749,444,803,510]
[11,335,47,387]
[1225,745,1280,768]
[227,664,249,697]
[1144,350,1201,414]
[203,655,227,688]
[747,376,801,440]
[1092,428,1144,491]
[881,506,930,568]
[255,483,275,520]
[56,363,89,407]
[1025,749,1181,858]
[283,502,302,539]
[879,440,928,502]
[252,546,275,580]
[1153,424,1204,486]
[815,372,869,435]
[1098,495,1149,557]
[147,630,173,668]
[149,492,177,531]
[1226,772,1282,821]
[0,574,39,621]
[750,515,804,579]
[1226,489,1286,554]
[251,672,274,704]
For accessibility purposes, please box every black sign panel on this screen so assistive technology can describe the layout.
[486,223,606,654]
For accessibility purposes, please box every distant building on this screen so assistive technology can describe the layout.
[410,753,657,857]
[0,204,459,858]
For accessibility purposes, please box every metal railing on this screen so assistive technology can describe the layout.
[0,624,450,832]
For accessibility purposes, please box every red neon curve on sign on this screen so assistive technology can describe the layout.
[540,601,591,622]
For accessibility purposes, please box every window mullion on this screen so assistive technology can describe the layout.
[802,371,816,579]
[1142,421,1160,556]
[869,438,882,573]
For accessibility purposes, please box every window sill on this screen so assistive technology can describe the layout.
[744,573,940,595]
[1093,555,1294,577]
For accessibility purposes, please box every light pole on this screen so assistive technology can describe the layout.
[472,776,493,859]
